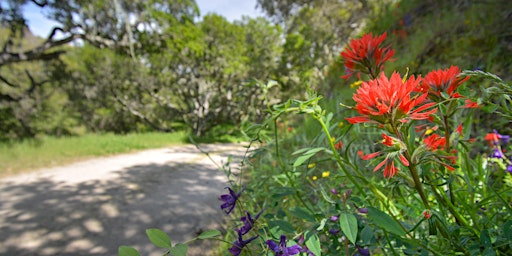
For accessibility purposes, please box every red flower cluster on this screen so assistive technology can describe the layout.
[341,32,395,79]
[358,133,410,178]
[423,134,446,151]
[346,72,437,125]
[419,66,472,100]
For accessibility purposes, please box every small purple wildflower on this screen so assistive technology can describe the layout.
[490,148,505,159]
[356,246,371,256]
[329,228,340,235]
[331,188,339,194]
[330,215,339,222]
[507,165,512,173]
[358,207,368,214]
[266,235,302,256]
[219,186,244,215]
[494,129,510,143]
[236,210,263,235]
[228,230,258,256]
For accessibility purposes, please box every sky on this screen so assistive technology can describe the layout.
[23,0,263,38]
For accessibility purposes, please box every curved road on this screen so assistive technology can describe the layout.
[0,143,249,256]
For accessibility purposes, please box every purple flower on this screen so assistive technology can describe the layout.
[331,188,339,194]
[228,231,258,256]
[266,235,302,256]
[329,228,340,235]
[490,148,505,159]
[356,246,371,256]
[297,235,316,256]
[358,208,368,214]
[236,210,263,235]
[507,165,512,173]
[330,215,339,222]
[494,129,510,143]
[219,186,244,215]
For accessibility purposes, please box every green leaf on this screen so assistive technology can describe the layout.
[480,229,492,248]
[292,147,324,167]
[482,247,497,256]
[339,213,358,244]
[268,220,296,235]
[197,229,221,239]
[169,243,188,256]
[367,207,406,236]
[360,225,374,245]
[503,220,512,243]
[293,153,315,167]
[118,246,140,256]
[316,218,327,231]
[304,230,321,256]
[146,228,172,248]
[319,185,335,204]
[290,207,316,222]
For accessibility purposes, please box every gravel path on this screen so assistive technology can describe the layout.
[0,143,249,256]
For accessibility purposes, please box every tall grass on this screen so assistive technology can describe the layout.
[0,131,188,177]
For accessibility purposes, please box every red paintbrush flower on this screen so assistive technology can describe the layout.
[345,71,437,125]
[461,99,480,108]
[424,134,446,151]
[359,134,410,178]
[340,32,395,79]
[419,66,470,100]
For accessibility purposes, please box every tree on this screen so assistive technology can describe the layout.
[0,0,199,139]
[256,0,378,94]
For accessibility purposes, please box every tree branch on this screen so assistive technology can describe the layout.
[110,89,174,133]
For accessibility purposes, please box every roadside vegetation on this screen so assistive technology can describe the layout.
[0,132,188,177]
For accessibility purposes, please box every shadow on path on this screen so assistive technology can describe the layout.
[0,144,246,256]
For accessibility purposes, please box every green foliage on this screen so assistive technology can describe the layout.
[119,228,221,256]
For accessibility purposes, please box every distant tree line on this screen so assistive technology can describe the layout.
[0,0,380,140]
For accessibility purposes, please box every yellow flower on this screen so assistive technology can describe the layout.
[308,163,316,168]
[330,137,336,143]
[350,80,363,88]
[322,171,330,178]
[312,176,318,181]
[338,121,344,128]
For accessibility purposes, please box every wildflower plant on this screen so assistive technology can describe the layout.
[119,31,512,256]
[232,31,512,256]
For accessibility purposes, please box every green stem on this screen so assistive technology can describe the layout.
[315,115,365,196]
[273,117,316,216]
[407,163,430,209]
[429,183,479,237]
[391,124,430,209]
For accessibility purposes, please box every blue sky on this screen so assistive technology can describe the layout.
[24,0,263,38]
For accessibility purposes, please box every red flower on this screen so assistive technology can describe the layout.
[340,32,395,79]
[334,141,344,150]
[462,99,480,108]
[346,72,437,125]
[420,66,470,99]
[424,134,446,151]
[484,132,500,146]
[382,133,394,146]
[358,150,381,160]
[423,210,431,219]
[359,134,409,178]
[376,157,397,178]
[456,124,463,135]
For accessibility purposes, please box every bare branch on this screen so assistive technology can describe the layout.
[110,89,174,133]
[30,0,49,8]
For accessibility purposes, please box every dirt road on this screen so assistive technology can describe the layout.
[0,143,249,256]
